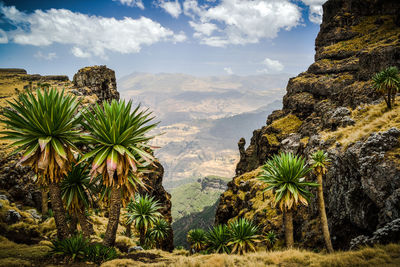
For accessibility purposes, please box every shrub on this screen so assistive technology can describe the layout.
[85,243,117,264]
[227,218,261,254]
[50,234,88,262]
[50,234,117,264]
[205,224,231,254]
[187,229,207,253]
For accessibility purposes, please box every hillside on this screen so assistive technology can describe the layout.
[170,176,230,248]
[118,73,288,187]
[215,0,400,250]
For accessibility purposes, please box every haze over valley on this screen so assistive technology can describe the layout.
[119,73,290,189]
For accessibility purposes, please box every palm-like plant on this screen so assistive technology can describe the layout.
[258,152,318,248]
[372,66,400,109]
[80,99,158,246]
[205,224,231,254]
[227,218,260,254]
[149,217,171,249]
[1,88,81,239]
[187,229,207,254]
[125,194,162,247]
[310,150,334,253]
[264,230,278,251]
[61,162,98,238]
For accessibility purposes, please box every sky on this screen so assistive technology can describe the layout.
[0,0,327,79]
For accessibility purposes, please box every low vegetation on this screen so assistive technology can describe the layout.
[322,99,400,147]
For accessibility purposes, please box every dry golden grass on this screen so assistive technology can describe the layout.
[100,243,400,267]
[322,100,400,148]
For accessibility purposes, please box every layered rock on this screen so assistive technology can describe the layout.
[216,0,400,249]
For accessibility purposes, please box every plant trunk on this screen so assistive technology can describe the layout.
[317,173,334,253]
[41,189,48,216]
[125,223,132,237]
[69,215,78,234]
[387,89,392,109]
[284,209,294,248]
[103,187,121,247]
[48,182,70,239]
[77,209,93,239]
[139,227,145,247]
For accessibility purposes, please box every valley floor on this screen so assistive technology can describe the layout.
[1,236,399,267]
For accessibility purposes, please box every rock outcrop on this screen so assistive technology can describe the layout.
[216,0,400,250]
[73,65,119,102]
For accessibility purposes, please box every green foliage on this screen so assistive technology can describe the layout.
[60,161,99,212]
[258,152,318,211]
[372,66,400,109]
[0,88,81,184]
[50,234,117,264]
[150,218,171,243]
[264,230,278,250]
[205,224,231,254]
[126,194,162,233]
[80,99,158,190]
[50,234,88,262]
[85,243,117,264]
[310,150,330,175]
[187,229,207,253]
[227,218,260,254]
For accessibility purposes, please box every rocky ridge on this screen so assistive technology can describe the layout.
[215,0,400,249]
[0,66,172,250]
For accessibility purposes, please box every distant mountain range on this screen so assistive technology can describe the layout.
[118,73,290,188]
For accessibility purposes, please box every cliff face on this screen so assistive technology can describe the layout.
[0,67,172,249]
[216,0,400,249]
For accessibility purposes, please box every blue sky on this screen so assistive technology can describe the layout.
[0,0,326,79]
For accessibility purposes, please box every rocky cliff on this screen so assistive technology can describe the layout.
[216,0,400,250]
[0,66,173,249]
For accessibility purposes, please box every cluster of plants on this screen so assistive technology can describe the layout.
[50,234,117,264]
[125,194,171,249]
[257,151,334,252]
[0,88,171,261]
[187,218,277,255]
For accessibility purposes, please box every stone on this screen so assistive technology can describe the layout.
[27,209,42,220]
[0,194,8,201]
[6,209,21,224]
[128,246,144,253]
[350,219,400,249]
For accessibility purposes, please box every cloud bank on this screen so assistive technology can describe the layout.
[184,0,302,47]
[0,4,186,58]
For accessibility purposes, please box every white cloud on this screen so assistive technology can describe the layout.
[301,0,327,24]
[224,67,233,75]
[157,0,182,18]
[259,57,284,73]
[189,21,218,37]
[71,47,91,58]
[113,0,145,9]
[0,29,8,43]
[34,51,57,60]
[184,0,302,47]
[0,5,186,58]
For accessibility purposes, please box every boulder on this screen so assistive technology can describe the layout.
[5,209,21,224]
